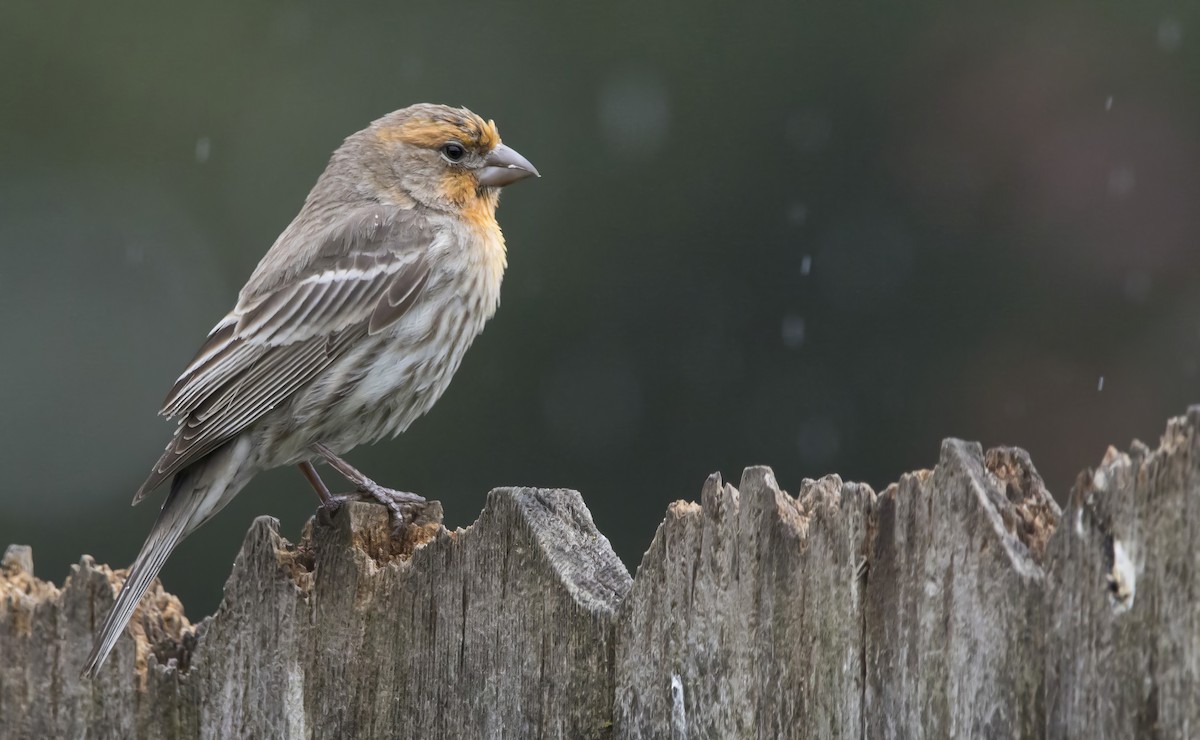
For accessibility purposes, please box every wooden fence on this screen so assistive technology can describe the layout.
[3,409,1199,738]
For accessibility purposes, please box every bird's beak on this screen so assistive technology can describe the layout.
[477,144,540,187]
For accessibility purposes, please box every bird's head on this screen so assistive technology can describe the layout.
[333,104,539,221]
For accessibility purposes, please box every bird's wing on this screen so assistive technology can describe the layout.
[133,213,433,504]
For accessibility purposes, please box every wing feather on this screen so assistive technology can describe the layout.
[369,260,431,335]
[134,210,435,504]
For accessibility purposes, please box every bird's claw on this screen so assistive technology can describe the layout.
[357,483,427,535]
[313,482,426,537]
[316,494,355,527]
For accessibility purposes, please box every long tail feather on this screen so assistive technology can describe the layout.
[82,438,251,678]
[80,495,189,678]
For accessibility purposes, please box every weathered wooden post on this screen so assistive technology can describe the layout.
[3,410,1199,738]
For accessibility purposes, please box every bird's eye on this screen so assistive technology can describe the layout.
[441,142,466,163]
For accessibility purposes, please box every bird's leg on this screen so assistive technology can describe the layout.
[297,461,332,504]
[308,443,426,529]
[309,443,425,504]
[299,460,346,527]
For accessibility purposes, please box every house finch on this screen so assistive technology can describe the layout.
[82,103,539,677]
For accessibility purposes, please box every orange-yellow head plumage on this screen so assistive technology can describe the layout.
[377,106,500,152]
[369,105,506,223]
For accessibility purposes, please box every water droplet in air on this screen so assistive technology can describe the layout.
[797,416,841,464]
[598,72,670,157]
[787,203,808,226]
[1158,18,1183,52]
[781,315,806,349]
[1107,166,1135,198]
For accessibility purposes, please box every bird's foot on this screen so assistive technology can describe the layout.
[315,487,428,534]
[356,482,428,534]
[306,442,429,534]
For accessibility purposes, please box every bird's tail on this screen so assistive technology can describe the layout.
[81,438,251,678]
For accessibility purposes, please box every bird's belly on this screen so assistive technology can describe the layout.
[267,296,487,463]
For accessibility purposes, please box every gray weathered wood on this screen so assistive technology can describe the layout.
[1044,409,1200,738]
[614,467,873,739]
[1,489,630,739]
[4,410,1200,738]
[863,441,1059,740]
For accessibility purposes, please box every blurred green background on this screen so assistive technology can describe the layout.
[3,1,1200,616]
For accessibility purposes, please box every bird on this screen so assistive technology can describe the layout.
[81,103,539,677]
